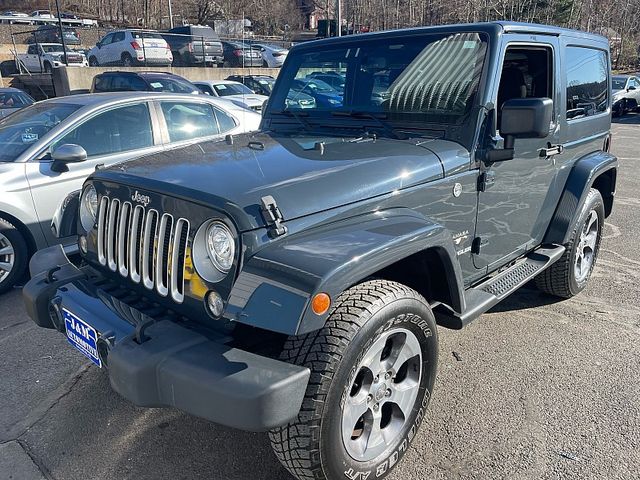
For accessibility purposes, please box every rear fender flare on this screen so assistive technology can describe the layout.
[544,151,617,245]
[227,209,465,335]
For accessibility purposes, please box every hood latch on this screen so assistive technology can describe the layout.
[260,195,287,238]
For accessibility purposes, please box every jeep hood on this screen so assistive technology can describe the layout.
[93,133,459,232]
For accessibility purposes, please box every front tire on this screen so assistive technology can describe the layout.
[269,280,438,480]
[88,56,99,67]
[0,218,28,294]
[535,188,604,298]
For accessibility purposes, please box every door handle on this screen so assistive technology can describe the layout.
[540,143,564,157]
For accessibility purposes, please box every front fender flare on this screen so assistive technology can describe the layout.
[227,209,465,335]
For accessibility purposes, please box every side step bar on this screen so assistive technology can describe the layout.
[434,245,566,329]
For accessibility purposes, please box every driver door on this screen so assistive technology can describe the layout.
[473,38,561,270]
[24,101,161,246]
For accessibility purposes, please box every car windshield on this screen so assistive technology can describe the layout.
[213,83,253,96]
[0,91,34,109]
[257,78,275,93]
[42,44,64,53]
[0,103,80,162]
[132,31,163,40]
[146,77,197,94]
[612,77,627,90]
[271,32,488,127]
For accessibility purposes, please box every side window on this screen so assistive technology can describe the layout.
[54,103,154,157]
[100,34,113,46]
[27,45,37,55]
[630,78,637,88]
[498,46,553,108]
[92,75,111,92]
[111,75,147,91]
[197,84,214,95]
[160,102,219,142]
[112,32,125,43]
[213,107,237,133]
[565,47,608,120]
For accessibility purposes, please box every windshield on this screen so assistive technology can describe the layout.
[42,44,64,53]
[271,32,487,126]
[132,31,163,40]
[0,91,34,109]
[214,83,254,96]
[0,103,80,162]
[146,77,197,94]
[257,78,275,93]
[612,77,627,90]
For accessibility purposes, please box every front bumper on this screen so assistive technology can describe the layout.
[23,245,310,432]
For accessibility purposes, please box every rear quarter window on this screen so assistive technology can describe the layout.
[565,46,608,120]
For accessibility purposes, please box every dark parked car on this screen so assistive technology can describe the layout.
[0,87,34,118]
[25,22,617,480]
[290,78,343,107]
[226,74,275,96]
[91,71,200,94]
[31,24,81,45]
[221,41,262,67]
[163,25,224,67]
[306,71,345,90]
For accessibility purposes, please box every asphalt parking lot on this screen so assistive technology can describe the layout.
[1,116,639,480]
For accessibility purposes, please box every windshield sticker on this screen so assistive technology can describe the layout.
[150,82,163,88]
[22,132,38,143]
[216,84,227,90]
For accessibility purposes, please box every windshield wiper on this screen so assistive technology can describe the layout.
[331,111,407,140]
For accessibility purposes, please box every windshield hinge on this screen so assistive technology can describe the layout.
[260,195,288,239]
[477,171,495,192]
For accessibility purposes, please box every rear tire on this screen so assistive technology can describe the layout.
[121,53,133,67]
[88,56,99,67]
[535,188,604,298]
[269,280,438,480]
[0,218,28,294]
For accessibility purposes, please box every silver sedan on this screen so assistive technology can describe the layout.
[0,92,261,292]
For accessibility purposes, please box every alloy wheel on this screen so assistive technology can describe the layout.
[342,328,422,462]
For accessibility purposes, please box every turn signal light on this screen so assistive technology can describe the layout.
[311,293,331,315]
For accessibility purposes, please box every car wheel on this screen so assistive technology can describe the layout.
[223,60,231,68]
[269,280,438,480]
[88,56,99,67]
[217,62,224,68]
[121,53,133,67]
[262,60,269,67]
[535,188,604,298]
[0,218,28,294]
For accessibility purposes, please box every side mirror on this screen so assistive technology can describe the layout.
[488,98,553,162]
[628,86,636,91]
[51,144,88,172]
[96,42,102,49]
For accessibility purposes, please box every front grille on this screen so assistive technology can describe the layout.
[97,196,190,303]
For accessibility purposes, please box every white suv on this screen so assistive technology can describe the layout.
[88,29,172,67]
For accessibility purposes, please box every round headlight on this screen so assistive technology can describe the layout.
[79,185,98,232]
[206,222,235,273]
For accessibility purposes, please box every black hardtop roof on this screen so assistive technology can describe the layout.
[292,21,608,51]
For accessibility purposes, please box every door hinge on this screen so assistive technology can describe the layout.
[471,237,483,254]
[478,171,496,192]
[260,195,288,239]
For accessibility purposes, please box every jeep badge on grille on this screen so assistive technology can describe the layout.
[131,191,151,207]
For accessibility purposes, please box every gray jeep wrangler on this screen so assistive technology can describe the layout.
[24,22,617,480]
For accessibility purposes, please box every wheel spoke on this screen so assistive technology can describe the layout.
[388,333,421,374]
[0,245,13,256]
[342,396,371,437]
[390,383,418,418]
[0,261,12,273]
[363,412,387,456]
[584,231,598,251]
[585,211,598,235]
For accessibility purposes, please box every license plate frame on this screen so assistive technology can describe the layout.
[63,308,102,368]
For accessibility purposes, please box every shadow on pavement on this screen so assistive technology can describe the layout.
[612,110,640,125]
[487,284,564,313]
